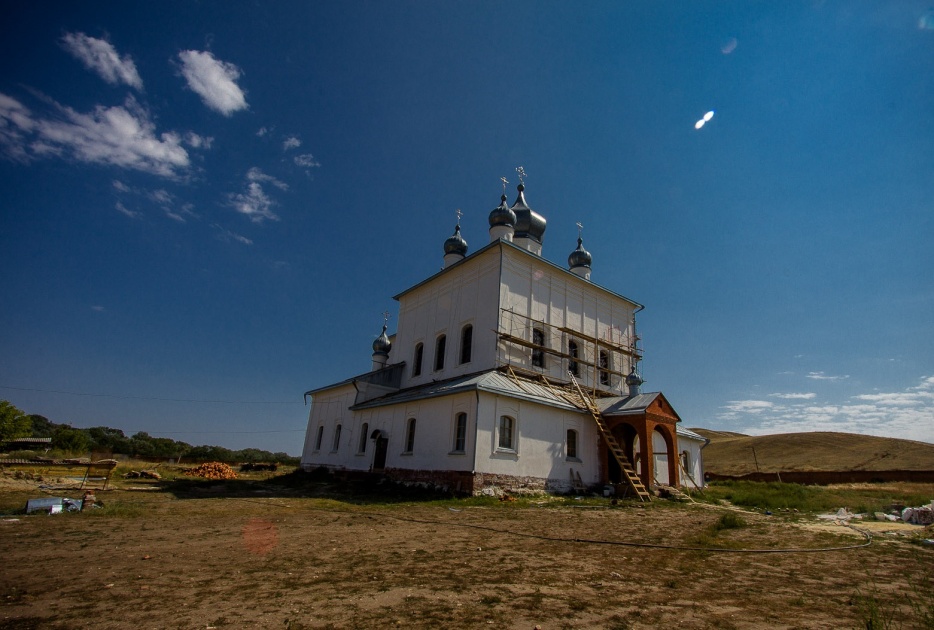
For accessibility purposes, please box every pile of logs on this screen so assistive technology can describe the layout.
[184,462,238,480]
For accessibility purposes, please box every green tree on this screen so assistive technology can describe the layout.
[0,400,32,442]
[28,414,57,438]
[52,425,91,454]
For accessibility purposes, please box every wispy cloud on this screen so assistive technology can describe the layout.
[61,33,142,90]
[114,200,141,219]
[283,136,301,150]
[177,50,247,116]
[212,223,253,245]
[721,375,934,443]
[723,400,774,413]
[256,126,271,137]
[229,181,278,223]
[90,305,105,312]
[0,92,194,177]
[246,166,287,190]
[294,153,320,168]
[806,371,850,381]
[769,392,817,400]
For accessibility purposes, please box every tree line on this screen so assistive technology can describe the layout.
[0,400,298,465]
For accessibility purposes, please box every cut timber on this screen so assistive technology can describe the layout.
[566,372,651,502]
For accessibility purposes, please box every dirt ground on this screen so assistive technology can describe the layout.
[0,473,932,630]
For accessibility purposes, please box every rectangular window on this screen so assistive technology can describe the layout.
[498,415,515,451]
[567,429,578,459]
[599,350,609,385]
[453,413,467,453]
[532,328,545,368]
[568,340,579,377]
[434,335,446,371]
[332,424,342,452]
[358,422,369,454]
[460,325,473,364]
[404,418,417,453]
[412,343,423,377]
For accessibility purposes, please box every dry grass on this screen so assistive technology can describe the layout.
[0,472,932,628]
[691,429,934,476]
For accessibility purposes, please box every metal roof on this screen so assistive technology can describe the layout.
[350,369,582,412]
[597,393,663,415]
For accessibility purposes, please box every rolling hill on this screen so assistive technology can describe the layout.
[689,429,934,477]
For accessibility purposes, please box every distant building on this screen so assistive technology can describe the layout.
[301,177,702,495]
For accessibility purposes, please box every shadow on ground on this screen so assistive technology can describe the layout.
[159,468,465,505]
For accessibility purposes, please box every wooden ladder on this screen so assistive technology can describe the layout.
[566,372,652,502]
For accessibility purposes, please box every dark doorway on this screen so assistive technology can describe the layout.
[372,436,388,471]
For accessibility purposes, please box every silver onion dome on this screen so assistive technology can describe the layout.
[372,324,392,355]
[443,224,468,256]
[511,183,546,243]
[488,194,517,228]
[568,236,592,270]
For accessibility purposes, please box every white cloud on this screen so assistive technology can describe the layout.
[723,400,774,413]
[724,375,934,444]
[91,305,105,312]
[61,33,142,90]
[212,223,253,245]
[184,132,213,149]
[769,392,817,400]
[112,179,131,193]
[256,126,271,137]
[294,153,320,168]
[229,182,278,223]
[114,200,141,219]
[283,136,301,150]
[177,50,247,116]
[0,92,193,177]
[246,166,288,190]
[806,371,850,381]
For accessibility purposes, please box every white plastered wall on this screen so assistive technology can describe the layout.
[497,246,638,394]
[393,247,503,388]
[475,391,599,491]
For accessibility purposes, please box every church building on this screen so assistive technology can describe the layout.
[300,173,706,496]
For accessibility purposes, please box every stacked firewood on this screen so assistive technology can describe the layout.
[183,462,238,480]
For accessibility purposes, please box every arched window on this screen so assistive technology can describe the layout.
[358,422,369,454]
[405,418,417,453]
[532,328,545,368]
[567,429,578,459]
[434,335,446,371]
[452,412,467,453]
[460,324,473,364]
[498,415,515,451]
[412,343,423,377]
[568,340,579,376]
[599,350,610,385]
[332,424,342,452]
[314,425,324,451]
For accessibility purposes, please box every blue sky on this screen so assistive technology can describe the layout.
[1,2,932,454]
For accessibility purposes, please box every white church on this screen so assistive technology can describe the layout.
[300,173,706,496]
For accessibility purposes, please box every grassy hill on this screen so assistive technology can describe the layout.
[689,429,934,476]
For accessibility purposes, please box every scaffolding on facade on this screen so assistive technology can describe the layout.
[496,308,642,397]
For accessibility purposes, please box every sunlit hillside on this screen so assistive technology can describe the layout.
[689,429,934,476]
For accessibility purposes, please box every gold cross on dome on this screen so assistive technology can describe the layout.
[455,208,463,226]
[500,176,508,194]
[576,222,583,238]
[382,311,391,325]
[516,166,526,185]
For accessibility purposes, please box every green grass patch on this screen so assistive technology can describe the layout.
[703,480,933,514]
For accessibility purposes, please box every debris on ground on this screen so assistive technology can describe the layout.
[25,497,83,514]
[184,462,238,480]
[122,470,162,480]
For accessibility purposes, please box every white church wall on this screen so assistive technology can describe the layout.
[300,383,356,468]
[677,432,707,489]
[393,247,502,388]
[498,247,639,393]
[474,392,600,492]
